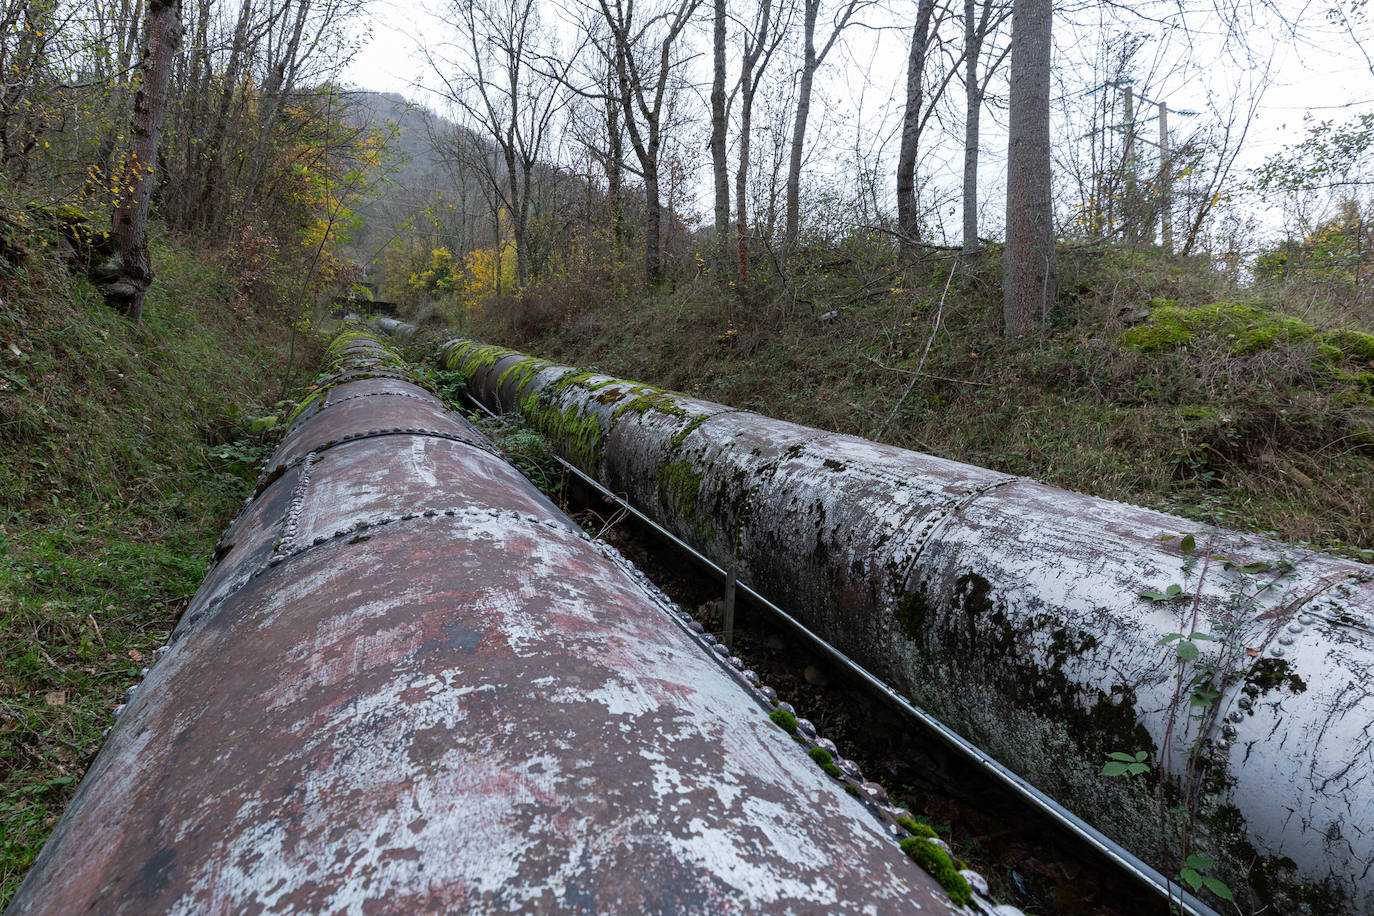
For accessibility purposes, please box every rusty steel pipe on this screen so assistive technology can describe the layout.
[8,331,996,915]
[443,337,1374,915]
[372,314,418,337]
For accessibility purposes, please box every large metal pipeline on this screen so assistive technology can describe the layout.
[8,329,1015,914]
[443,337,1374,915]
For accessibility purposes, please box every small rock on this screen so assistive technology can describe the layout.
[803,664,829,686]
[959,869,989,896]
[861,781,888,803]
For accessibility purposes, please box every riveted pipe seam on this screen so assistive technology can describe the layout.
[10,330,1004,914]
[443,336,1374,915]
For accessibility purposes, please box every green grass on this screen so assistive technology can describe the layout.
[0,225,310,904]
[485,243,1374,557]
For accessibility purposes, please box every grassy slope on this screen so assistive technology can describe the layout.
[482,245,1374,557]
[0,229,312,904]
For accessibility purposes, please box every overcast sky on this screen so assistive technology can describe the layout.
[338,0,1373,244]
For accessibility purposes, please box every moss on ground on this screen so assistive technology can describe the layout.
[1121,301,1317,355]
[0,229,310,905]
[1122,301,1374,368]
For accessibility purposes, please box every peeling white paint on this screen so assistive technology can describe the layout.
[447,337,1374,915]
[10,344,953,916]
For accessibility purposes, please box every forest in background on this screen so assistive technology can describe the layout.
[0,0,1373,906]
[0,0,1369,333]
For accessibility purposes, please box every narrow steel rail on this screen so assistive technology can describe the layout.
[8,331,1007,915]
[466,391,1221,916]
[446,337,1374,916]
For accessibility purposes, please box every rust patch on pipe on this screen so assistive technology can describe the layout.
[9,333,959,915]
[444,336,1374,915]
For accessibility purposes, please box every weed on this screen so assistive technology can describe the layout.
[899,836,973,906]
[807,746,845,779]
[0,228,308,906]
[469,414,566,499]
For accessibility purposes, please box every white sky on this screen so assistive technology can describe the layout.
[339,0,1374,245]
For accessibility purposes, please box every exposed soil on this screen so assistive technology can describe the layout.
[568,479,1170,916]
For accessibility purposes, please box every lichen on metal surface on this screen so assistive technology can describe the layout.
[441,336,1374,915]
[9,330,977,915]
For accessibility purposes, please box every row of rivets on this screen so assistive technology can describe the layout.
[569,502,1021,915]
[454,346,1026,915]
[108,638,172,731]
[264,427,508,482]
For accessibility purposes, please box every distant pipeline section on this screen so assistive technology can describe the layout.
[443,337,1374,915]
[9,330,1006,914]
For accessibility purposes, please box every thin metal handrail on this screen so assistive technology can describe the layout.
[464,391,1219,916]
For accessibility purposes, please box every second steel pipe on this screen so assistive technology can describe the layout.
[444,337,1374,915]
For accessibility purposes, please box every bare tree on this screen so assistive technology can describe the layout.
[732,0,788,285]
[783,0,865,249]
[238,0,321,221]
[561,43,633,253]
[185,0,257,232]
[596,54,631,249]
[96,0,184,322]
[594,0,702,285]
[1002,0,1054,334]
[961,0,1011,250]
[710,0,729,274]
[895,0,939,251]
[434,0,573,287]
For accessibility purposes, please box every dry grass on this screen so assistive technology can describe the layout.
[460,242,1374,557]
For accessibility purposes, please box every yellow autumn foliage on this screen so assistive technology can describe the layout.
[461,241,518,308]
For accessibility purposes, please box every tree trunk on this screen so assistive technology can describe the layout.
[896,0,936,252]
[100,0,184,323]
[961,0,982,251]
[605,85,626,249]
[736,74,755,286]
[710,0,729,275]
[733,0,776,288]
[1002,0,1054,335]
[167,0,211,226]
[595,0,699,286]
[193,0,253,233]
[784,0,818,250]
[502,137,528,287]
[644,167,662,286]
[0,0,44,177]
[515,158,532,288]
[240,0,312,222]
